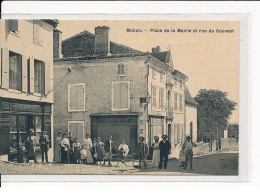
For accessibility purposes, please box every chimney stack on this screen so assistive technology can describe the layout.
[53,29,63,59]
[152,46,161,53]
[94,26,110,55]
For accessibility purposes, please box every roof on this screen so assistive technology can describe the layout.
[62,30,141,58]
[173,69,187,80]
[185,87,198,106]
[41,19,59,27]
[151,51,170,63]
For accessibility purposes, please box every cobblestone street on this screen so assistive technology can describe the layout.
[0,151,238,175]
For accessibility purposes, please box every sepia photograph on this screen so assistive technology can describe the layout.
[0,19,239,176]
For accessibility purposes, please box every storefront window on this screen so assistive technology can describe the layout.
[33,116,42,148]
[18,115,26,150]
[9,115,17,152]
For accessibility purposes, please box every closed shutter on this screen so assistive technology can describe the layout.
[41,62,45,95]
[76,123,84,143]
[45,62,51,96]
[177,124,180,143]
[0,48,2,87]
[120,82,129,109]
[2,47,9,89]
[30,57,34,93]
[69,85,77,110]
[77,85,85,110]
[22,55,27,92]
[112,82,121,110]
[68,123,77,139]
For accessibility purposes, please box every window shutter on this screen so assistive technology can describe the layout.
[29,57,34,93]
[121,82,129,109]
[69,85,77,110]
[2,47,9,89]
[22,55,27,92]
[9,20,18,32]
[0,48,2,87]
[76,123,84,144]
[76,85,84,110]
[44,62,51,96]
[68,123,77,139]
[112,83,121,110]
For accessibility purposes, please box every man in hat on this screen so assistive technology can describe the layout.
[183,135,194,170]
[25,129,38,163]
[103,135,115,166]
[137,135,149,169]
[159,134,171,169]
[39,130,50,163]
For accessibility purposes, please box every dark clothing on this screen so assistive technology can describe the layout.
[68,137,74,163]
[40,134,49,163]
[104,140,115,153]
[137,141,149,168]
[159,140,171,169]
[61,147,70,164]
[185,150,193,169]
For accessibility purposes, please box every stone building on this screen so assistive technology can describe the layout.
[0,19,58,161]
[53,26,197,156]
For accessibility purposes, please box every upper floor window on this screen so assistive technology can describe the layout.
[160,72,164,82]
[159,88,164,109]
[179,80,183,90]
[117,64,126,76]
[33,21,43,45]
[34,59,45,94]
[152,85,157,107]
[8,20,20,37]
[112,81,130,111]
[152,67,156,79]
[68,83,85,112]
[174,92,178,110]
[179,94,183,111]
[174,78,178,87]
[9,51,22,91]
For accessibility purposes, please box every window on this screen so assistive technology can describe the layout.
[68,121,84,143]
[117,64,126,76]
[174,92,178,110]
[152,85,157,107]
[179,80,183,90]
[68,83,85,112]
[160,72,164,82]
[33,21,43,45]
[112,81,130,111]
[174,78,177,87]
[8,20,18,32]
[34,59,45,94]
[159,88,164,109]
[27,59,30,93]
[179,94,183,111]
[9,51,22,91]
[152,67,156,79]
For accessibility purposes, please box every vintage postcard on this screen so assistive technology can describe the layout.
[0,18,241,177]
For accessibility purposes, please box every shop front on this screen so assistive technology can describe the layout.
[0,98,52,162]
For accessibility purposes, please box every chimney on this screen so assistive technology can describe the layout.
[53,29,63,59]
[152,46,161,53]
[94,26,110,55]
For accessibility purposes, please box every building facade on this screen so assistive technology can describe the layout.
[0,19,58,161]
[53,26,197,157]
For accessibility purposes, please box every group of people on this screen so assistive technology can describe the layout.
[25,128,194,170]
[137,134,171,169]
[54,133,127,166]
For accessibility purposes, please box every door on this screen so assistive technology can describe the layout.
[68,122,84,144]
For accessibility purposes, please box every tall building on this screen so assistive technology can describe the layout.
[53,26,197,156]
[0,19,58,161]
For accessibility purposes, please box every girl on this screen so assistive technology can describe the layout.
[80,145,87,164]
[96,137,104,165]
[73,138,81,164]
[92,138,98,165]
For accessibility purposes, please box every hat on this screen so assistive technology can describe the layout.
[139,135,145,140]
[29,129,34,133]
[187,135,191,139]
[97,137,101,139]
[154,136,159,140]
[57,131,62,134]
[162,134,168,138]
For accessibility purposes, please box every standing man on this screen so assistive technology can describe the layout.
[40,130,50,163]
[68,132,74,163]
[103,135,115,166]
[159,135,171,169]
[61,133,70,164]
[183,136,194,170]
[137,136,149,169]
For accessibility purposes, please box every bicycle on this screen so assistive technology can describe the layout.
[110,150,135,167]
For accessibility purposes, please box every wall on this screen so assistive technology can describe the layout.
[221,138,239,151]
[0,19,54,104]
[53,56,147,141]
[185,103,198,142]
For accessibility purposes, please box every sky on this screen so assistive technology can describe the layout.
[57,20,239,123]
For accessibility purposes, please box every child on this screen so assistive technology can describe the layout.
[92,138,98,165]
[80,145,87,164]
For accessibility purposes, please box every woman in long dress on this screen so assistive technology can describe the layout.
[73,138,81,164]
[83,133,93,164]
[54,132,62,163]
[151,136,160,167]
[96,137,104,165]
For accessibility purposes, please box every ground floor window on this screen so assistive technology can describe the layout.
[173,123,184,146]
[68,121,84,144]
[150,117,164,145]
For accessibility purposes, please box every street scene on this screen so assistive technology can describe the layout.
[0,19,239,175]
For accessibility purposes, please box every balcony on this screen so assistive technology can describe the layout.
[166,106,174,120]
